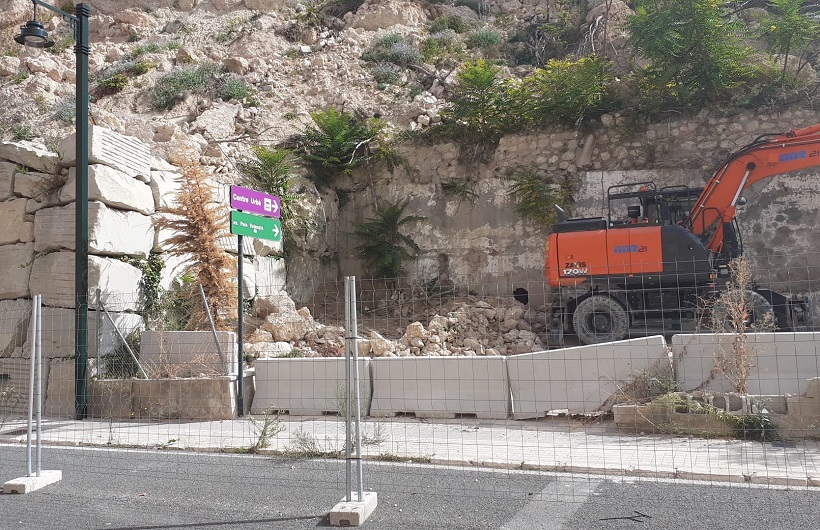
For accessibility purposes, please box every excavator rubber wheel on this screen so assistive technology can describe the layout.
[572,295,630,345]
[709,290,776,332]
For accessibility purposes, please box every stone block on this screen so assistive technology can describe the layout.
[148,170,181,212]
[253,357,370,415]
[17,307,144,360]
[0,199,27,245]
[0,299,31,358]
[0,357,50,416]
[191,102,239,141]
[0,161,14,200]
[0,141,59,174]
[13,170,64,200]
[369,356,509,419]
[43,357,77,418]
[506,336,671,418]
[673,333,820,395]
[251,256,286,298]
[59,125,151,180]
[60,164,155,214]
[34,202,154,257]
[0,243,34,300]
[139,330,238,378]
[29,252,141,310]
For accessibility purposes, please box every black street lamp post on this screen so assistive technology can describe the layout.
[15,1,91,420]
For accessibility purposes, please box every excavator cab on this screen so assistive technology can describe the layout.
[607,183,702,227]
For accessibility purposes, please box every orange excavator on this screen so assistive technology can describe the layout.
[546,123,820,345]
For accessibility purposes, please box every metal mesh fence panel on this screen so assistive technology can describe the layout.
[2,253,820,526]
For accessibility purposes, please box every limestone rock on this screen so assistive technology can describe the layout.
[248,328,273,343]
[191,102,240,141]
[0,141,59,174]
[349,0,426,30]
[0,243,33,299]
[369,331,395,357]
[149,171,181,212]
[0,198,28,245]
[19,307,144,360]
[244,0,289,9]
[0,162,14,200]
[29,252,141,310]
[262,316,311,342]
[0,55,20,76]
[34,202,154,258]
[12,170,63,200]
[0,299,30,357]
[60,164,155,215]
[58,125,151,180]
[253,341,294,358]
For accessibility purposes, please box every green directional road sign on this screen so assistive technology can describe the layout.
[230,210,282,242]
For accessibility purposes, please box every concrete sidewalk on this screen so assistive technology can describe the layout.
[1,415,819,487]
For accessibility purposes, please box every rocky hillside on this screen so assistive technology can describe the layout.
[1,0,819,358]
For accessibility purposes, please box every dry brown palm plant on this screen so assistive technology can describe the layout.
[155,158,236,330]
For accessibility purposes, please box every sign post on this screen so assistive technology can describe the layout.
[229,186,282,417]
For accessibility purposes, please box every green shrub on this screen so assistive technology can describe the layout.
[93,60,156,98]
[503,11,583,65]
[289,108,394,186]
[466,27,502,49]
[98,73,129,93]
[11,124,35,141]
[219,77,257,105]
[440,59,519,142]
[238,145,298,218]
[520,57,617,127]
[627,0,753,107]
[428,15,469,34]
[370,62,403,85]
[421,30,464,64]
[46,35,74,55]
[130,41,178,57]
[504,164,573,228]
[150,63,220,110]
[52,97,76,124]
[362,33,421,66]
[353,199,425,279]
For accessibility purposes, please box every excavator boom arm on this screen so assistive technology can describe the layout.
[688,123,820,253]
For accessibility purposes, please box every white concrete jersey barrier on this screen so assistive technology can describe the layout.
[252,357,371,416]
[506,336,671,419]
[369,356,510,419]
[673,332,820,395]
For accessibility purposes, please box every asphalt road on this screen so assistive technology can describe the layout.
[1,445,819,529]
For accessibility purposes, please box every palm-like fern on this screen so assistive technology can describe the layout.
[353,199,425,279]
[291,108,387,186]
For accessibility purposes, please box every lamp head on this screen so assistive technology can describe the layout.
[14,20,55,49]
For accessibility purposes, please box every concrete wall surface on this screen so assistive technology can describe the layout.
[673,333,820,395]
[252,357,371,416]
[79,372,255,421]
[506,336,671,419]
[140,330,237,377]
[369,356,510,419]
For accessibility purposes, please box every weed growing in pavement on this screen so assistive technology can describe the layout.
[248,406,285,453]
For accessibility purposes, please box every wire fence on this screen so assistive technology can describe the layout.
[2,257,820,519]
